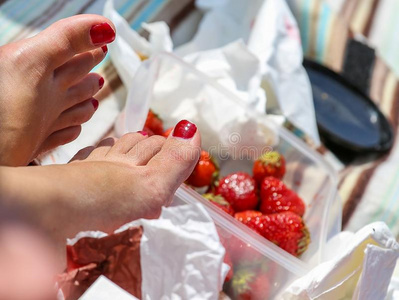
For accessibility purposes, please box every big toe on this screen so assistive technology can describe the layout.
[147,120,201,193]
[31,14,115,69]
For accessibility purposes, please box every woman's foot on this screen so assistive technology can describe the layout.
[1,120,200,265]
[0,221,57,300]
[0,15,116,166]
[68,120,201,221]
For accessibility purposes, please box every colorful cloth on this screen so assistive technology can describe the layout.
[288,0,399,236]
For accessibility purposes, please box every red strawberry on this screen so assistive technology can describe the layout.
[186,151,219,188]
[144,109,164,135]
[215,172,258,212]
[162,127,173,137]
[253,151,286,184]
[231,269,270,300]
[247,211,310,257]
[223,251,234,282]
[142,126,155,136]
[260,177,305,216]
[203,194,234,216]
[235,210,262,225]
[226,237,265,265]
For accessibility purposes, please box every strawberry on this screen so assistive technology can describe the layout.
[260,177,305,216]
[142,126,155,136]
[230,269,270,300]
[187,151,219,188]
[215,172,258,212]
[247,211,310,257]
[223,251,234,282]
[234,210,262,225]
[253,151,286,184]
[226,237,264,265]
[163,127,173,137]
[144,109,164,135]
[203,193,234,216]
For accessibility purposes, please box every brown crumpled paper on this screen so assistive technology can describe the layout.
[57,226,143,300]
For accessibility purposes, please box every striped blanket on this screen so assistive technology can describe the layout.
[1,0,399,238]
[287,0,399,237]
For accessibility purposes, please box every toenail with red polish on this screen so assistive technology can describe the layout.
[99,77,104,89]
[173,120,197,139]
[137,130,148,136]
[90,23,115,46]
[92,99,99,110]
[101,45,108,54]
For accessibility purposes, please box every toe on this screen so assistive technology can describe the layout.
[88,137,117,159]
[69,146,95,162]
[54,47,106,89]
[55,98,98,131]
[37,126,82,155]
[147,120,201,191]
[127,135,165,165]
[32,14,115,69]
[107,132,149,156]
[66,74,104,108]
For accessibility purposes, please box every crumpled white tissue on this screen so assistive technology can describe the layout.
[120,52,278,159]
[248,0,319,145]
[280,222,399,300]
[106,0,272,146]
[105,0,278,151]
[67,202,227,300]
[79,276,139,300]
[103,0,172,88]
[121,203,227,300]
[182,40,266,113]
[176,0,320,145]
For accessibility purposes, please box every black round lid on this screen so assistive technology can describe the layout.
[304,59,393,163]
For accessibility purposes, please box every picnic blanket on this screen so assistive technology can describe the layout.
[1,0,398,239]
[287,0,399,238]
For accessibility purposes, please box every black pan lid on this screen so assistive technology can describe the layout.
[304,59,393,163]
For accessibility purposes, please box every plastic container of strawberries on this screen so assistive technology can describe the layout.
[122,53,342,299]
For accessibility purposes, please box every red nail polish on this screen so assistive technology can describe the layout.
[99,77,104,89]
[90,23,115,46]
[101,45,108,54]
[172,120,197,139]
[137,130,148,136]
[92,99,99,110]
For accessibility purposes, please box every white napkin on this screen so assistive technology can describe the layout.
[248,0,319,145]
[280,222,399,300]
[120,203,227,299]
[103,0,172,88]
[182,40,266,113]
[118,52,278,161]
[79,276,139,300]
[106,0,274,148]
[176,0,320,145]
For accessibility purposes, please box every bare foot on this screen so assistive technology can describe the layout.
[0,226,57,300]
[0,15,116,166]
[1,120,200,265]
[0,208,57,300]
